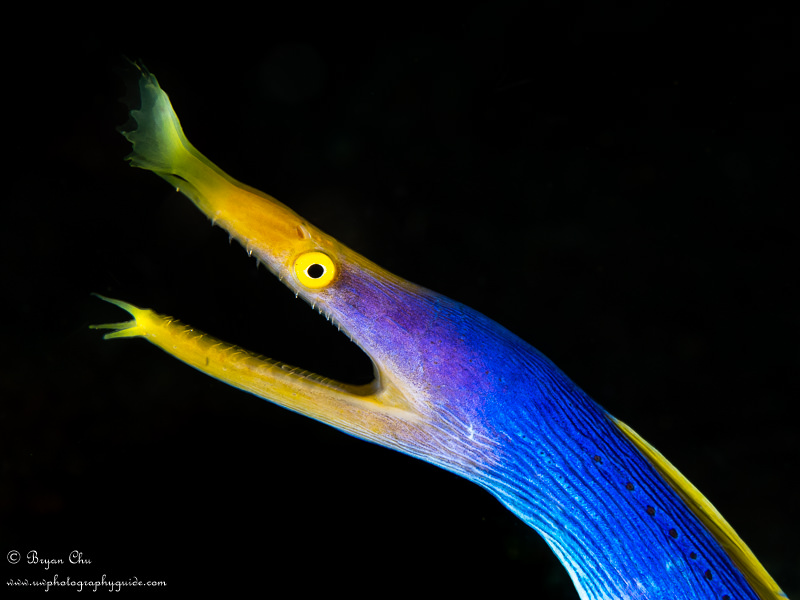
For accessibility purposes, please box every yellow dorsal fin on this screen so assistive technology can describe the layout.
[612,417,787,600]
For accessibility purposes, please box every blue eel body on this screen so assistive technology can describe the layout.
[319,273,776,599]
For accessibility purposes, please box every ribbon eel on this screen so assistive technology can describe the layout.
[93,64,787,600]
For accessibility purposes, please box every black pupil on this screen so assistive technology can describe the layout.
[307,263,325,279]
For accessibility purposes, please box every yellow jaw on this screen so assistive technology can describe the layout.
[91,294,420,448]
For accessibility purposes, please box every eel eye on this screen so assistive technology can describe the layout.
[293,251,336,289]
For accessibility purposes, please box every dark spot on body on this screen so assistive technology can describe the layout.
[646,505,656,516]
[625,482,634,491]
[704,569,713,580]
[689,552,697,559]
[668,528,678,538]
[593,455,602,463]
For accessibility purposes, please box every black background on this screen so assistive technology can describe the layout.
[2,3,798,597]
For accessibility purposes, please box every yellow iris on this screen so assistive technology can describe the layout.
[293,251,336,288]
